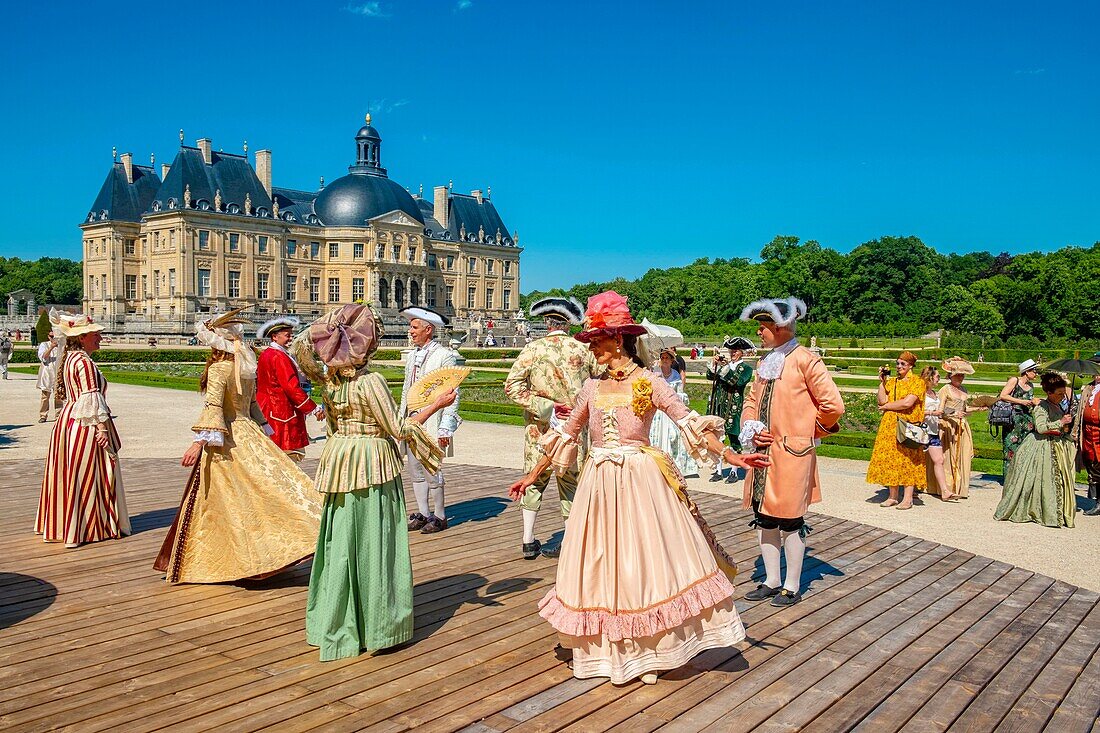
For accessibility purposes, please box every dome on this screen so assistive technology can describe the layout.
[314,174,425,227]
[356,124,381,140]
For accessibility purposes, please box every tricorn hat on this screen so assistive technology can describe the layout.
[740,297,807,327]
[723,336,754,351]
[257,316,300,340]
[399,306,449,331]
[529,296,584,325]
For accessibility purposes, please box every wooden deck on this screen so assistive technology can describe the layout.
[1,457,1097,732]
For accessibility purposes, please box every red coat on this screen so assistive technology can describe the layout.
[256,346,316,453]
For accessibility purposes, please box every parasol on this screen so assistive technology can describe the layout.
[1042,357,1100,377]
[640,318,684,351]
[1042,354,1100,390]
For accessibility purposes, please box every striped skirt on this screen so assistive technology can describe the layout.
[35,405,130,546]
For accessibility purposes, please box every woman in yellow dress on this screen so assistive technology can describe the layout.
[865,350,927,509]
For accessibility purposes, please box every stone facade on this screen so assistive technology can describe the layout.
[81,117,522,336]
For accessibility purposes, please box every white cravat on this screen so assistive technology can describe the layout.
[755,338,800,382]
[739,338,801,447]
[412,341,437,380]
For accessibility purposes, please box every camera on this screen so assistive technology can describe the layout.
[879,364,891,378]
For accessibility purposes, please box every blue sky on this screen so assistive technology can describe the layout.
[1,1,1097,292]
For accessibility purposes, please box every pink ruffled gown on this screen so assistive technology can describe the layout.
[538,371,746,684]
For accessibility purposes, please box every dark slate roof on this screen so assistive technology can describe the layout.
[429,193,514,246]
[271,187,322,226]
[313,173,424,227]
[416,198,450,239]
[152,147,273,216]
[84,164,161,223]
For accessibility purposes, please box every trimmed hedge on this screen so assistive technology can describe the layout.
[458,401,524,417]
[828,431,1002,460]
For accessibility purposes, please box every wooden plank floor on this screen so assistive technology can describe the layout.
[1,457,1097,732]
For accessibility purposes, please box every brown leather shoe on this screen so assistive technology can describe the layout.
[421,515,448,534]
[407,513,429,531]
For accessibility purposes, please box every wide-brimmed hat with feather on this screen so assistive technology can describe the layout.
[195,308,257,383]
[50,309,105,338]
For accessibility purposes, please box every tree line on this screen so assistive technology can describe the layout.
[0,256,83,306]
[522,236,1100,342]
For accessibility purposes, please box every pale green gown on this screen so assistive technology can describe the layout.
[305,370,442,661]
[994,400,1076,528]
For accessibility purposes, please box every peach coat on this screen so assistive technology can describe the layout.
[741,345,845,519]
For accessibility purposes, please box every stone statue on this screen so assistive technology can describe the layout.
[244,193,252,215]
[272,197,279,218]
[183,184,191,208]
[214,189,222,212]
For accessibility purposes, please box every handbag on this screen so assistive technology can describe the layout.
[988,400,1016,429]
[889,378,930,449]
[897,418,931,449]
[989,377,1023,435]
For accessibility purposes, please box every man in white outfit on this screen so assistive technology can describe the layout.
[399,306,461,534]
[37,330,62,422]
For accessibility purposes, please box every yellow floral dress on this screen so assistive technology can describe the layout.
[865,372,927,487]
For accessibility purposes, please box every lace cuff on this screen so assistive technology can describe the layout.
[676,412,726,464]
[193,430,225,447]
[739,420,767,448]
[70,390,110,426]
[538,427,578,475]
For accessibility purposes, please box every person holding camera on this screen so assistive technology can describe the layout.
[705,336,755,482]
[865,351,927,509]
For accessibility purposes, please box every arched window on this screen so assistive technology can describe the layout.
[379,278,389,308]
[395,279,406,308]
[410,280,421,306]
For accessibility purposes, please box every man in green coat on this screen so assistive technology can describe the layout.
[706,336,754,482]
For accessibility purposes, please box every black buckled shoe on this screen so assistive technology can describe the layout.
[523,540,542,560]
[421,515,448,534]
[745,583,782,601]
[771,589,802,607]
[709,471,724,482]
[407,512,428,531]
[1084,504,1100,516]
[540,544,561,559]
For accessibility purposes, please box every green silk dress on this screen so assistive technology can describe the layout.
[305,370,443,661]
[994,400,1076,528]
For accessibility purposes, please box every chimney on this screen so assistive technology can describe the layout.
[255,149,272,196]
[197,138,212,165]
[433,185,449,228]
[161,163,171,179]
[471,189,483,204]
[121,152,133,184]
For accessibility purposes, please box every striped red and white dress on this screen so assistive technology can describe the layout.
[35,350,130,546]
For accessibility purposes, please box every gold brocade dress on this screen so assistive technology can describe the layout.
[155,361,322,583]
